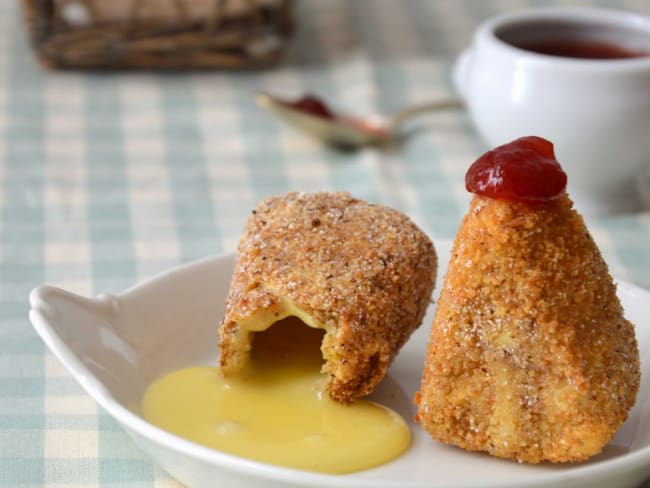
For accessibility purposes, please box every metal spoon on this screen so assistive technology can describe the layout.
[256,92,463,149]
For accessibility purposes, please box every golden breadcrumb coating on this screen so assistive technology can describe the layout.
[219,191,437,404]
[415,194,640,463]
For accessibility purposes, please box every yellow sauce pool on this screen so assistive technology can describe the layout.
[141,318,410,474]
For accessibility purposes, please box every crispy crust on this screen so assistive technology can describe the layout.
[219,191,437,404]
[415,195,640,463]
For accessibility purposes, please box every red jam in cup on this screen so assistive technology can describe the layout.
[465,136,567,204]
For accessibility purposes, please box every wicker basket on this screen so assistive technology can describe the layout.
[21,0,294,70]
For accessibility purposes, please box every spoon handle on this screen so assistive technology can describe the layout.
[390,98,463,129]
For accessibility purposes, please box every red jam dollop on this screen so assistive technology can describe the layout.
[289,95,335,119]
[465,136,567,204]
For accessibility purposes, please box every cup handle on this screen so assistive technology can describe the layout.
[452,48,473,100]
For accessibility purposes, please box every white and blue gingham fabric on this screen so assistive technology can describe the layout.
[2,0,650,486]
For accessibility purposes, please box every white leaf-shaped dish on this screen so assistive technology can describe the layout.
[29,241,650,488]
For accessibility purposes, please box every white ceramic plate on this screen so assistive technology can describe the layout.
[29,241,650,488]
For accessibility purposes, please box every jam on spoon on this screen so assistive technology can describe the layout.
[257,92,462,148]
[465,136,567,204]
[285,94,335,119]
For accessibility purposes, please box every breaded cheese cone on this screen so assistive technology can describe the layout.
[220,191,437,404]
[415,136,640,463]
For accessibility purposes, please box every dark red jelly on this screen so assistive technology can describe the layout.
[519,39,650,60]
[465,136,567,204]
[289,95,334,119]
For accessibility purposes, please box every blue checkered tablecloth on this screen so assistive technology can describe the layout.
[2,0,650,486]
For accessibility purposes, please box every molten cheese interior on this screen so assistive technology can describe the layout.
[142,317,410,474]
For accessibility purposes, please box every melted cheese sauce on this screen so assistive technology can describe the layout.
[142,318,410,474]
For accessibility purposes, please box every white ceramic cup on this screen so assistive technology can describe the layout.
[454,7,650,216]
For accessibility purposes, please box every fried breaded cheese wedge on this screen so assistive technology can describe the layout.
[415,136,640,463]
[219,191,437,404]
